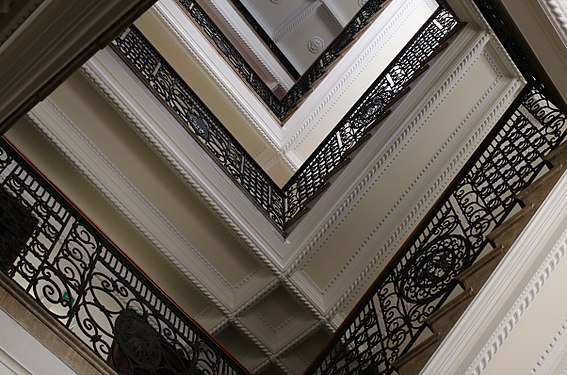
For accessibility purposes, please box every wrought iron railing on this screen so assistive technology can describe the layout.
[282,8,458,223]
[0,138,249,375]
[303,0,567,373]
[177,0,391,120]
[111,7,459,234]
[304,82,567,375]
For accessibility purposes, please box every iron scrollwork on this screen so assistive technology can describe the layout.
[0,139,248,375]
[305,85,567,374]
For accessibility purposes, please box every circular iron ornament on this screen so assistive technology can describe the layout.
[115,310,162,371]
[398,234,471,304]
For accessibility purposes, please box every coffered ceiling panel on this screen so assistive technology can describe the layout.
[238,285,320,352]
[215,323,267,370]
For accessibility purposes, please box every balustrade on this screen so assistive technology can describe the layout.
[0,139,248,375]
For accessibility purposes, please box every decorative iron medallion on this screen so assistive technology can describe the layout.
[115,309,162,371]
[399,234,471,304]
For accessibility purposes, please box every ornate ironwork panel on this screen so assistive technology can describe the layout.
[112,27,286,231]
[304,83,567,374]
[0,139,249,375]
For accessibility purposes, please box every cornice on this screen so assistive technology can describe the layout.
[273,0,321,43]
[465,233,567,375]
[462,0,525,79]
[325,39,523,316]
[24,99,235,316]
[80,56,284,276]
[531,319,567,374]
[289,29,491,274]
[79,54,332,352]
[538,0,567,48]
[287,27,523,317]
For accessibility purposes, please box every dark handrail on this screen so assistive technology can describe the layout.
[111,7,459,234]
[0,137,250,375]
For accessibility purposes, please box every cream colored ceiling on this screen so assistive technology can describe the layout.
[7,0,566,373]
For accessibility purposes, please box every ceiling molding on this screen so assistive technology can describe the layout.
[273,1,322,43]
[531,319,567,374]
[537,0,567,48]
[25,99,236,316]
[80,52,288,273]
[302,38,522,317]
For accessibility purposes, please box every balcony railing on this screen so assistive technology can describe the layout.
[304,81,567,375]
[177,0,391,120]
[0,138,249,375]
[112,6,459,235]
[303,0,567,373]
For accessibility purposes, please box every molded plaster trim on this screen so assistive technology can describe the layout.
[321,0,349,27]
[422,171,567,375]
[80,52,330,329]
[531,319,567,374]
[25,99,236,314]
[327,72,519,316]
[81,52,287,272]
[149,1,294,170]
[273,0,322,43]
[281,26,487,267]
[537,0,567,48]
[462,0,524,79]
[80,52,332,358]
[196,0,295,90]
[288,29,491,274]
[290,31,521,315]
[282,0,423,159]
